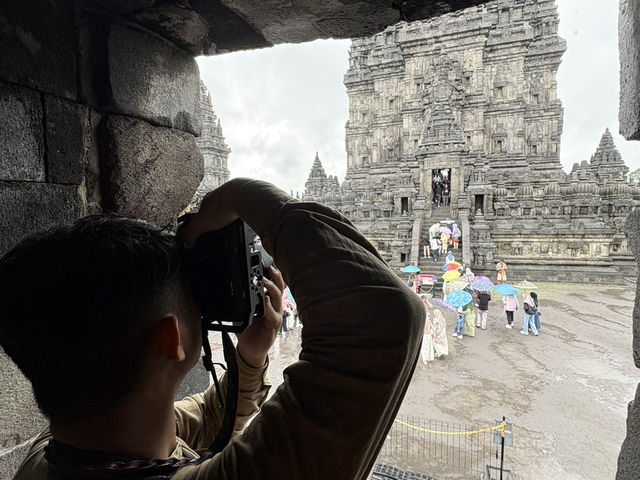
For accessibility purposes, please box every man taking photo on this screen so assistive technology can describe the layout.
[1,178,424,480]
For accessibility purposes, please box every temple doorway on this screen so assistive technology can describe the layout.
[431,168,451,207]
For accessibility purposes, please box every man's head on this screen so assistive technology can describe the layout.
[0,216,199,427]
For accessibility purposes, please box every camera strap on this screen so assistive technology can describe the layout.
[195,326,239,463]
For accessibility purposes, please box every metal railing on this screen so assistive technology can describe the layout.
[377,416,510,479]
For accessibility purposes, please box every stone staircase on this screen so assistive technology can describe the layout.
[415,205,464,293]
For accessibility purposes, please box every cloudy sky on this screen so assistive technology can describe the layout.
[198,0,639,195]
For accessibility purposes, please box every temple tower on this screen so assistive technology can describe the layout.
[194,82,231,205]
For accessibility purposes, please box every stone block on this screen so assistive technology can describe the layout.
[101,115,204,226]
[106,24,202,136]
[0,350,46,450]
[132,3,210,55]
[625,208,640,367]
[617,383,640,479]
[0,0,76,99]
[0,182,87,256]
[619,0,640,140]
[0,82,45,182]
[45,95,91,185]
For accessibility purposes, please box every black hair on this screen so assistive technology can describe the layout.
[0,216,186,426]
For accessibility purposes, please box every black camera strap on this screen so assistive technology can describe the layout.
[194,326,240,464]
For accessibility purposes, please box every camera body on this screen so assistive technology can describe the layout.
[183,219,272,333]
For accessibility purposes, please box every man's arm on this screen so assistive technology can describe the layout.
[178,179,425,480]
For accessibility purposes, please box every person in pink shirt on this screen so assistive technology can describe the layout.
[502,294,519,329]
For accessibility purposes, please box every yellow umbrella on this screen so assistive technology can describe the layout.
[442,270,461,282]
[444,277,469,295]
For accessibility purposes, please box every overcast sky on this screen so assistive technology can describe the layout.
[198,0,640,195]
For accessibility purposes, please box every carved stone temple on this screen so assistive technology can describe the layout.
[304,0,639,282]
[193,82,231,206]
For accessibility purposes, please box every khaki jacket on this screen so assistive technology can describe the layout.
[14,180,425,480]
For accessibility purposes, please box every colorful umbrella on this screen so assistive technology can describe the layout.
[401,265,421,274]
[494,284,520,295]
[438,226,452,234]
[442,270,461,282]
[432,298,458,312]
[514,280,537,291]
[470,279,495,292]
[444,261,462,271]
[475,275,493,285]
[444,277,469,295]
[446,290,473,307]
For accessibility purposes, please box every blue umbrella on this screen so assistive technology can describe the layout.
[470,279,495,292]
[494,284,520,295]
[401,265,421,274]
[446,290,473,307]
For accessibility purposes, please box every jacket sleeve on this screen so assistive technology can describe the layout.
[174,355,271,453]
[174,179,425,480]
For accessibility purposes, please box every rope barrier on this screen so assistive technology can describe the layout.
[394,419,506,437]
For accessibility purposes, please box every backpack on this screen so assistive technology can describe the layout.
[524,302,537,314]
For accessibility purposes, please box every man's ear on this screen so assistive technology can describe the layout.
[150,316,186,362]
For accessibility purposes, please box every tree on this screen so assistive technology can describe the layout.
[630,168,640,185]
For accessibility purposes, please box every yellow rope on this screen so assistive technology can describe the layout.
[394,419,507,436]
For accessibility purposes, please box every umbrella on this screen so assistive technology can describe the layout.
[470,279,495,292]
[494,284,520,295]
[401,265,421,274]
[444,261,462,271]
[475,275,493,285]
[444,277,469,295]
[446,290,473,307]
[442,270,461,282]
[514,280,537,291]
[432,298,458,312]
[438,226,452,234]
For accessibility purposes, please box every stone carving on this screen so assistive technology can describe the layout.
[192,82,231,207]
[303,0,639,280]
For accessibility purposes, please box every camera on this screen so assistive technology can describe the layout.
[181,218,274,333]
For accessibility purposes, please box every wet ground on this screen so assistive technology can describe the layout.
[250,284,638,479]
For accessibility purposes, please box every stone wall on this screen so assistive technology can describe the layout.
[618,1,640,478]
[0,3,204,477]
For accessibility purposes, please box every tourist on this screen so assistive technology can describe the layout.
[431,237,441,261]
[429,222,440,242]
[475,290,491,330]
[521,292,539,336]
[431,309,449,357]
[446,250,455,264]
[434,182,443,207]
[503,293,519,329]
[452,223,461,249]
[496,259,507,284]
[419,295,435,364]
[530,291,541,330]
[465,267,474,283]
[440,229,450,248]
[422,233,430,258]
[463,300,475,337]
[453,307,464,339]
[442,185,450,206]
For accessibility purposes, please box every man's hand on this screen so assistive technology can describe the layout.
[236,266,285,368]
